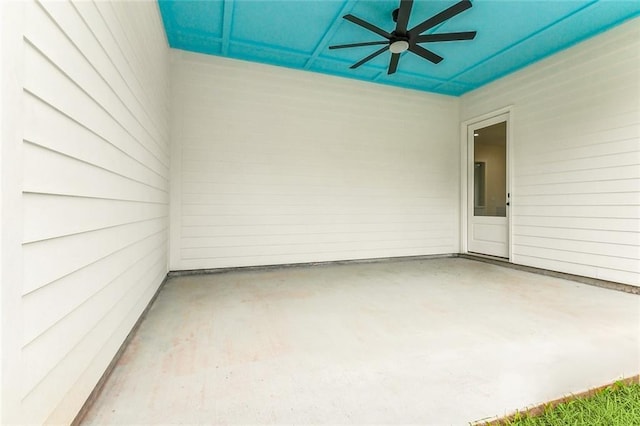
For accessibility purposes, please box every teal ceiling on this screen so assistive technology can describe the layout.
[158,0,640,96]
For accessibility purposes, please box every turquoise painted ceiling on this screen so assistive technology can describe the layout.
[158,0,640,96]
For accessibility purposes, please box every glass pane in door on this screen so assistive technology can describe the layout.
[473,122,506,217]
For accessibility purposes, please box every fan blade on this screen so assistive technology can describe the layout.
[350,46,389,69]
[388,53,401,75]
[343,14,392,39]
[408,44,443,64]
[409,0,472,37]
[415,31,476,43]
[329,41,389,50]
[394,0,413,34]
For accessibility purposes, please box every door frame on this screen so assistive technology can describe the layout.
[459,106,514,260]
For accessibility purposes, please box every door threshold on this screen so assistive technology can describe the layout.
[463,252,509,263]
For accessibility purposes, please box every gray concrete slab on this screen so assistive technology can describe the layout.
[81,258,640,425]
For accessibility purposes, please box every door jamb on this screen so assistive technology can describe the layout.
[459,106,514,260]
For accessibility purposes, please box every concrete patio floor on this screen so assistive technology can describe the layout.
[81,257,639,425]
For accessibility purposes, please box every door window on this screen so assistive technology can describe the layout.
[473,122,507,217]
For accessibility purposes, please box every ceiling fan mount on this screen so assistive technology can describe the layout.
[329,0,477,75]
[392,8,401,24]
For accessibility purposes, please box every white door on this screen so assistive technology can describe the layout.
[467,114,509,258]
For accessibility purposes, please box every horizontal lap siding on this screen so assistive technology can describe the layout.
[171,52,460,270]
[461,18,640,286]
[21,0,169,423]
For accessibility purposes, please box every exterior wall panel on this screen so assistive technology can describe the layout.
[16,1,170,423]
[170,51,461,270]
[461,18,640,286]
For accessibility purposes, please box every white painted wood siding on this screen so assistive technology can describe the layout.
[1,2,26,423]
[461,18,640,286]
[171,52,460,270]
[19,1,170,423]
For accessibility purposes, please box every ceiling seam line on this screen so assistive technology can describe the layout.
[231,39,310,58]
[303,0,358,70]
[473,10,640,91]
[173,29,223,44]
[432,0,599,91]
[373,70,385,81]
[221,0,234,56]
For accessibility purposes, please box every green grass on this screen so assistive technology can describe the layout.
[503,381,640,426]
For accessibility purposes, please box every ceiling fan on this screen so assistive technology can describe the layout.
[329,0,477,75]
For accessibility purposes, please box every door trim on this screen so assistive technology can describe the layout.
[459,106,513,260]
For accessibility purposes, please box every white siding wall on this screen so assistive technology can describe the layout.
[1,2,25,423]
[171,51,460,270]
[461,18,640,286]
[5,1,170,424]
